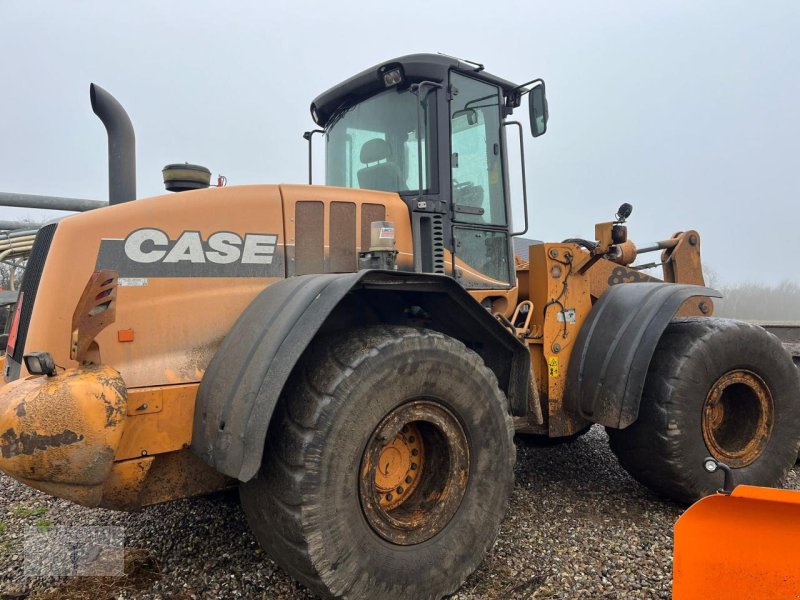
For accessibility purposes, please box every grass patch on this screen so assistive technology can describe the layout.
[34,519,52,531]
[11,505,47,518]
[0,520,6,535]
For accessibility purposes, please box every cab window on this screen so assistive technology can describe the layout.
[326,88,435,194]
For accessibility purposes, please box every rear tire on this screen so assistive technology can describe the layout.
[608,317,800,504]
[240,326,515,599]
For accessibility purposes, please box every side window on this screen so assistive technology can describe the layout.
[450,73,506,226]
[346,128,385,188]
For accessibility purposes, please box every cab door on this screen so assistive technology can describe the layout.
[449,72,512,289]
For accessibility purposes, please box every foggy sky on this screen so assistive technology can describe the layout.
[1,1,798,286]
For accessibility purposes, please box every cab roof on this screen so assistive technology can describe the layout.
[310,53,523,128]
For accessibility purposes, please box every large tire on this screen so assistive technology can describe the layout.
[240,326,515,599]
[608,317,800,504]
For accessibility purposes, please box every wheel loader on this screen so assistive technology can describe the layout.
[1,53,798,599]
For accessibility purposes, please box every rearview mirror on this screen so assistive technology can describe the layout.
[528,82,548,137]
[451,108,480,134]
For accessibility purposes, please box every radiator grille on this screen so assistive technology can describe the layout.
[295,201,324,275]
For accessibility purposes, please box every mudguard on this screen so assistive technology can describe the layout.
[563,282,721,429]
[192,270,529,481]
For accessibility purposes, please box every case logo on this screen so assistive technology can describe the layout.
[96,229,283,278]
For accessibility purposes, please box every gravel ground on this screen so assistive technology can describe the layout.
[2,426,798,599]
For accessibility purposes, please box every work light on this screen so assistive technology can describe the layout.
[382,67,403,87]
[24,351,57,377]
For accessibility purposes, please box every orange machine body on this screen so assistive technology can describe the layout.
[0,183,706,509]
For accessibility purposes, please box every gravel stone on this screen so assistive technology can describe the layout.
[1,426,798,599]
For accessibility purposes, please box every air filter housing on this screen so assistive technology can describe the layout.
[162,163,211,192]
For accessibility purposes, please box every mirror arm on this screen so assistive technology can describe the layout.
[302,129,325,185]
[512,77,545,96]
[503,120,529,237]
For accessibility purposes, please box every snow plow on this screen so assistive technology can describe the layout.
[673,458,800,599]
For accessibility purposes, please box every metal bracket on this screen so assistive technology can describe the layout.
[70,269,118,364]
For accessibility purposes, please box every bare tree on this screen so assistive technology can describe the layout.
[713,279,800,322]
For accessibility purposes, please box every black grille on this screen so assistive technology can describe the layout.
[10,223,57,366]
[432,214,445,274]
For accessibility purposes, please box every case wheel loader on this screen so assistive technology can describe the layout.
[1,54,798,599]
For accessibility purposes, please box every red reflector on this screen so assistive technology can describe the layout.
[6,292,24,357]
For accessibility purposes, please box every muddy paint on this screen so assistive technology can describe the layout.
[0,428,83,458]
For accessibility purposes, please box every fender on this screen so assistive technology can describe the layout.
[192,270,529,481]
[563,282,721,429]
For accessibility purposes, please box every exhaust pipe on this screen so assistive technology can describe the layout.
[90,83,136,205]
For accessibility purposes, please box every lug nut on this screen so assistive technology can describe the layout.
[396,486,404,494]
[386,493,393,501]
[405,476,412,484]
[411,448,419,456]
[408,436,415,443]
[410,463,418,470]
[402,426,408,433]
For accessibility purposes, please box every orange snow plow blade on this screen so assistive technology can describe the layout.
[673,484,800,599]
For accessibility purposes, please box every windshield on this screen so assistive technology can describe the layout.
[325,88,435,194]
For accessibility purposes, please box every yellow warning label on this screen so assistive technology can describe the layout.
[548,356,559,377]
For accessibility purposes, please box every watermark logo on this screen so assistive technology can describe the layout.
[24,526,124,577]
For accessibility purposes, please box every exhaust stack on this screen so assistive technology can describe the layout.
[90,83,136,205]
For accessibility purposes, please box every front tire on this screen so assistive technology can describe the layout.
[608,317,800,504]
[240,326,515,599]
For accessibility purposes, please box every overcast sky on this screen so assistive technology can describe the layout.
[1,1,798,286]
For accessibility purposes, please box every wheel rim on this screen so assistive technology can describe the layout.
[359,400,470,545]
[702,370,774,468]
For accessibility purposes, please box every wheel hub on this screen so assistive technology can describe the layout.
[359,400,469,545]
[373,424,424,510]
[702,370,774,468]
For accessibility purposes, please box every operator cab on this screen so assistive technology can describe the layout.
[309,53,547,290]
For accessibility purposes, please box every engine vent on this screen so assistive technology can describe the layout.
[432,214,445,274]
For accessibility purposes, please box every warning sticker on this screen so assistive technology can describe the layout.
[118,278,149,287]
[379,227,394,239]
[547,356,559,377]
